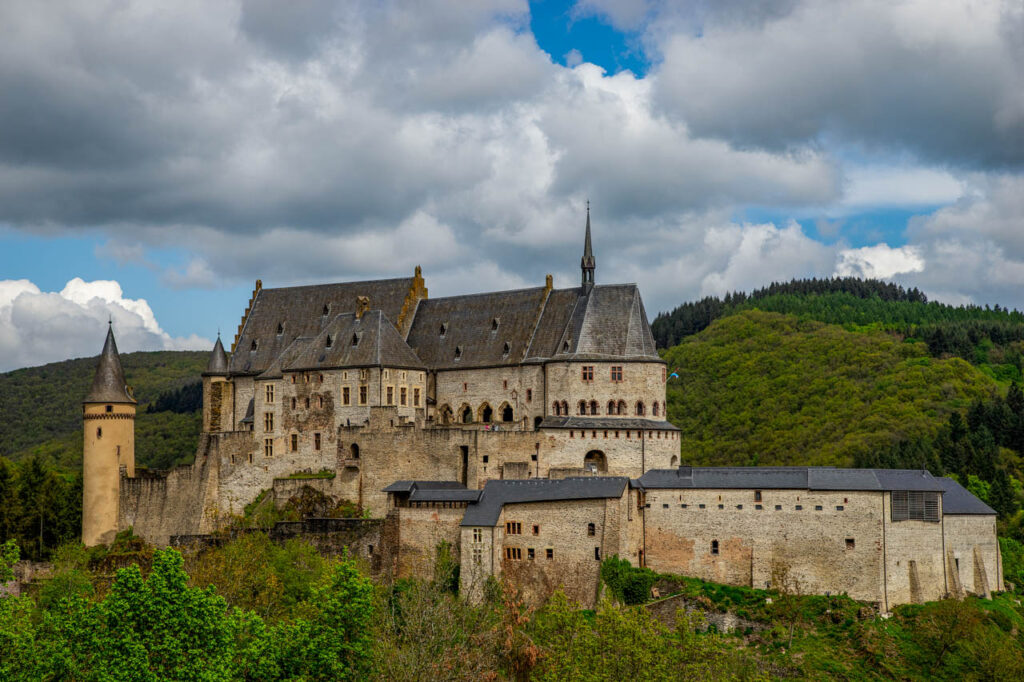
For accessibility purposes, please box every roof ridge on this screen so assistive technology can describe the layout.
[418,285,547,304]
[259,276,414,293]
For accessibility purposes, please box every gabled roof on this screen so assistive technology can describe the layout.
[84,326,136,404]
[635,467,946,492]
[279,310,424,372]
[461,477,629,526]
[548,285,659,360]
[936,477,997,515]
[230,277,415,375]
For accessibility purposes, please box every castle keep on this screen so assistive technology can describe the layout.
[82,211,1002,610]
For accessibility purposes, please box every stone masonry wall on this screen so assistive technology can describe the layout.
[434,366,545,429]
[943,514,1003,594]
[881,491,947,607]
[386,505,466,581]
[545,361,667,418]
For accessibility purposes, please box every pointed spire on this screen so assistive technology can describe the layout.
[84,325,136,404]
[581,200,595,287]
[205,335,230,375]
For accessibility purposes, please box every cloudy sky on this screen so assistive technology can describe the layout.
[0,0,1021,370]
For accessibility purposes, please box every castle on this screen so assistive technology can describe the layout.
[81,211,1002,610]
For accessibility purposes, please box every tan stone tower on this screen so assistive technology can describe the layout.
[202,335,232,432]
[82,323,136,546]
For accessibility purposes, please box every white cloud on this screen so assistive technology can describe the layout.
[835,244,925,279]
[0,278,210,371]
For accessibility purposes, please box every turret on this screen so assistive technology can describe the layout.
[202,334,233,432]
[581,202,595,289]
[82,323,136,546]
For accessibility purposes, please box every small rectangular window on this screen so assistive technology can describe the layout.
[775,504,782,510]
[795,505,803,510]
[359,385,367,405]
[314,433,321,451]
[717,504,724,509]
[736,505,743,510]
[815,505,823,511]
[400,387,407,406]
[526,389,532,402]
[699,504,706,509]
[264,438,273,458]
[264,412,274,432]
[610,366,623,382]
[594,547,601,560]
[680,503,688,508]
[528,548,535,560]
[836,505,844,511]
[473,528,482,543]
[662,503,669,509]
[755,504,763,510]
[290,434,298,452]
[414,388,421,406]
[473,548,482,564]
[532,525,540,535]
[581,366,594,381]
[386,386,394,405]
[343,387,351,405]
[846,538,855,550]
[546,548,553,560]
[265,384,275,403]
[754,490,762,502]
[505,521,522,535]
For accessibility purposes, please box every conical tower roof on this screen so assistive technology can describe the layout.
[581,202,595,286]
[84,324,136,404]
[204,335,229,375]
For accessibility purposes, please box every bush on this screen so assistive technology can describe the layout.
[600,556,657,605]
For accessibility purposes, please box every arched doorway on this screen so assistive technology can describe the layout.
[350,443,360,459]
[584,450,607,473]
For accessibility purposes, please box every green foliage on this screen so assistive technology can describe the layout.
[433,540,460,595]
[0,350,207,464]
[600,555,657,605]
[0,539,18,583]
[0,455,81,560]
[1000,537,1024,591]
[665,311,996,467]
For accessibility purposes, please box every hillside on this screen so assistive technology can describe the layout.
[664,310,999,467]
[0,351,207,469]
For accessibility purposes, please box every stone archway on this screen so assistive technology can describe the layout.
[439,404,453,425]
[500,402,513,422]
[461,405,473,424]
[478,403,493,423]
[584,450,607,473]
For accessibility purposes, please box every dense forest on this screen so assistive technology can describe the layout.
[3,533,1023,680]
[0,457,81,561]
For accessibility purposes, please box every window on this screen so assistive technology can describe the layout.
[736,504,743,509]
[681,503,688,508]
[711,540,719,555]
[846,538,855,550]
[400,387,407,406]
[587,522,596,536]
[264,438,273,458]
[663,503,669,509]
[503,342,510,356]
[359,386,367,405]
[581,366,594,381]
[635,401,645,416]
[386,386,394,405]
[343,387,351,405]
[532,525,540,535]
[526,389,532,402]
[314,433,321,451]
[291,375,296,384]
[322,304,330,316]
[317,395,324,409]
[454,346,462,360]
[611,366,623,382]
[795,505,803,510]
[277,322,284,335]
[503,379,508,390]
[304,397,310,409]
[473,548,482,564]
[608,400,617,415]
[105,405,113,413]
[504,547,522,561]
[96,427,102,438]
[248,453,253,464]
[360,369,367,380]
[383,370,390,380]
[492,317,499,331]
[594,547,601,560]
[775,504,782,510]
[414,388,421,406]
[699,504,706,509]
[546,548,553,560]
[815,505,823,511]
[505,521,522,535]
[350,443,360,459]
[325,335,333,348]
[250,340,258,351]
[755,504,763,510]
[717,504,724,509]
[652,402,659,417]
[351,333,360,346]
[528,548,535,560]
[290,434,298,452]
[440,323,448,337]
[754,490,762,502]
[264,412,274,431]
[578,400,587,415]
[836,505,845,511]
[473,528,483,542]
[891,491,940,522]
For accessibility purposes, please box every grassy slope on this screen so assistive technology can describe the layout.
[664,310,998,466]
[0,351,207,469]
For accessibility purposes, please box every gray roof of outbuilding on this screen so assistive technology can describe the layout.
[383,480,469,493]
[84,326,136,404]
[635,467,946,492]
[539,416,679,431]
[461,477,629,526]
[204,336,229,375]
[230,277,415,375]
[936,477,997,515]
[381,480,482,503]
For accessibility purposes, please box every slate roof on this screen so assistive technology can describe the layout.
[239,398,255,424]
[84,326,136,404]
[635,467,947,492]
[538,416,679,431]
[280,311,425,372]
[541,285,660,361]
[230,277,415,375]
[936,477,997,515]
[406,286,550,369]
[204,337,229,375]
[382,480,483,503]
[461,477,629,526]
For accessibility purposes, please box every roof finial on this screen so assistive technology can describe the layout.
[581,201,595,289]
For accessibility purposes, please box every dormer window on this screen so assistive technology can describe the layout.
[562,340,570,352]
[250,339,258,351]
[325,335,333,348]
[322,304,330,316]
[440,323,448,338]
[454,345,463,360]
[502,341,511,357]
[491,317,499,331]
[351,333,361,347]
[276,322,284,335]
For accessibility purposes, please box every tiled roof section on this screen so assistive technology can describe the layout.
[538,416,679,431]
[383,480,468,493]
[461,477,629,526]
[551,285,660,360]
[382,480,482,503]
[525,288,581,360]
[204,337,229,375]
[636,467,947,492]
[936,477,996,515]
[406,287,550,369]
[239,398,255,424]
[229,277,414,375]
[85,326,136,404]
[280,311,424,372]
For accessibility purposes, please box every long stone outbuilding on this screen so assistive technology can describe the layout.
[80,209,1001,610]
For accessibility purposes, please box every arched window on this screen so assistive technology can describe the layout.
[325,335,333,348]
[276,322,284,335]
[589,400,599,415]
[552,401,561,416]
[578,400,587,415]
[502,405,513,422]
[670,455,678,467]
[652,402,659,417]
[561,401,568,415]
[617,400,627,415]
[481,405,493,423]
[350,443,360,460]
[322,304,330,316]
[534,416,543,429]
[587,522,596,537]
[584,450,607,473]
[462,406,473,424]
[607,400,616,415]
[711,540,719,555]
[439,405,453,425]
[635,401,645,416]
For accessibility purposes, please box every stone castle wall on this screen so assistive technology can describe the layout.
[434,365,545,428]
[545,361,667,417]
[941,514,1002,596]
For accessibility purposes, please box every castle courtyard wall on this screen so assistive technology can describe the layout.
[385,505,467,581]
[544,361,666,418]
[434,365,545,429]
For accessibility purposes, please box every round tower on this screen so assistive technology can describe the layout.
[82,323,136,547]
[202,335,232,432]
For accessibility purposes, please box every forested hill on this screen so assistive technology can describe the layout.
[0,351,206,469]
[664,310,998,468]
[652,278,1024,383]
